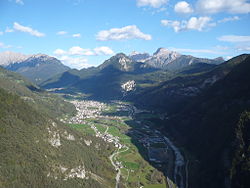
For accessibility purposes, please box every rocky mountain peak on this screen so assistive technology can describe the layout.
[0,51,69,84]
[27,53,58,63]
[117,55,132,71]
[213,57,225,63]
[142,48,181,69]
[130,51,140,56]
[153,48,181,58]
[115,53,127,58]
[99,53,133,71]
[129,51,150,62]
[111,53,132,64]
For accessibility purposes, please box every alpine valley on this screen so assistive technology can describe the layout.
[0,48,249,188]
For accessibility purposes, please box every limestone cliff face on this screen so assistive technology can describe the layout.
[121,80,136,92]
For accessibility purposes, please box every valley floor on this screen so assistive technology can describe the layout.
[62,99,187,188]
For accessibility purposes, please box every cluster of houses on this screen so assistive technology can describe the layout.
[67,100,107,124]
[115,161,123,169]
[63,100,125,150]
[90,124,123,149]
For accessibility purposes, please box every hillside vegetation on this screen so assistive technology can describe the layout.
[0,67,75,118]
[0,88,115,188]
[142,54,250,188]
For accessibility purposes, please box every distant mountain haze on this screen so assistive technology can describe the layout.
[130,48,224,70]
[40,49,224,100]
[0,51,70,84]
[0,48,225,99]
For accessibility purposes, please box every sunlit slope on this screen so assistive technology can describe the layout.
[0,88,115,188]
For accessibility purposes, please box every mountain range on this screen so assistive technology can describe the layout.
[40,48,224,100]
[0,48,224,88]
[0,49,249,188]
[0,51,70,84]
[129,48,224,70]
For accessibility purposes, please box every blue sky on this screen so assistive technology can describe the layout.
[0,0,250,69]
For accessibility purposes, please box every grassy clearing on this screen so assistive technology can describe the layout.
[67,124,95,135]
[144,184,166,188]
[123,161,140,170]
[94,124,107,133]
[107,126,121,137]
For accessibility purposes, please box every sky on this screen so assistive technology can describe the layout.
[0,0,250,69]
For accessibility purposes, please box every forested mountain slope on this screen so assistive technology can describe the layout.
[0,67,75,118]
[0,88,115,188]
[152,55,250,188]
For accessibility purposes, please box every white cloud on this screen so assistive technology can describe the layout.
[16,0,24,5]
[0,42,5,48]
[13,22,45,37]
[53,48,92,69]
[218,16,240,23]
[237,46,250,51]
[161,20,182,32]
[0,31,3,35]
[154,7,167,13]
[225,56,233,60]
[72,47,84,55]
[0,42,12,49]
[218,35,250,43]
[83,50,95,56]
[136,0,168,8]
[214,45,229,50]
[53,46,114,69]
[161,16,215,32]
[94,46,114,55]
[59,55,90,69]
[56,31,68,35]
[174,1,193,14]
[96,25,152,41]
[196,0,250,14]
[56,31,81,38]
[5,27,14,33]
[68,46,85,55]
[170,47,223,54]
[53,49,67,56]
[54,46,114,57]
[186,17,215,31]
[72,33,81,38]
[69,46,94,56]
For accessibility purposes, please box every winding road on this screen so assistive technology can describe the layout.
[109,146,129,188]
